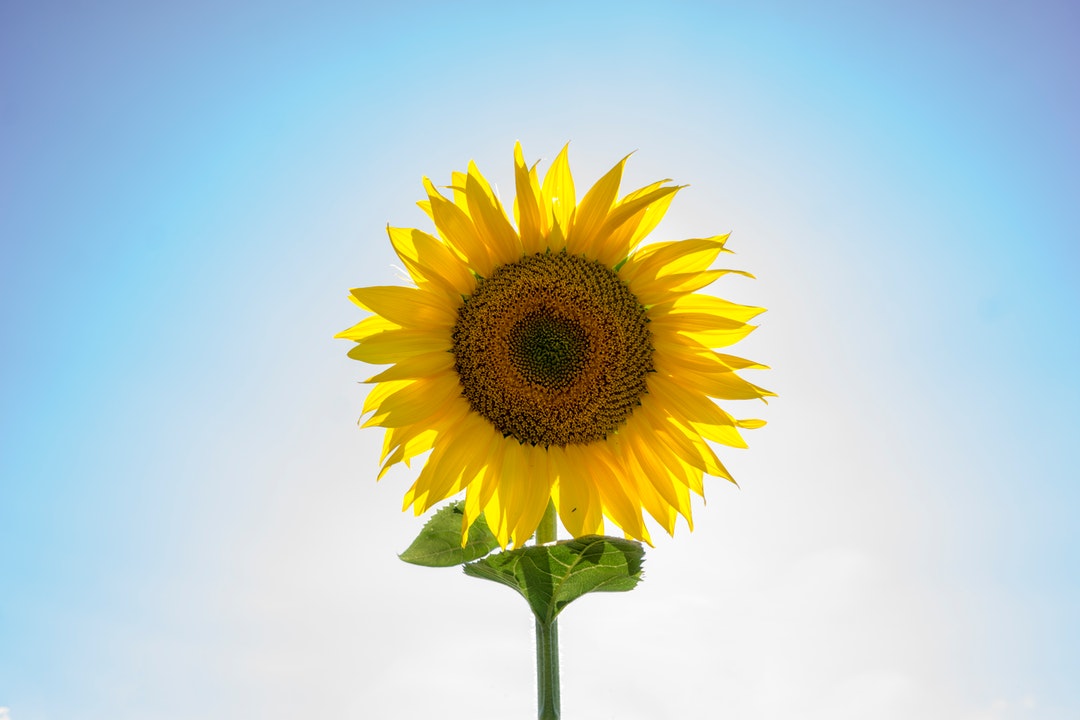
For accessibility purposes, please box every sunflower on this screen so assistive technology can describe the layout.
[338,143,772,548]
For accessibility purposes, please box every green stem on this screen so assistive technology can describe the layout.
[536,500,558,545]
[535,617,560,720]
[535,500,560,719]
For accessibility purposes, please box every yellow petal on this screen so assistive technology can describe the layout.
[412,429,484,513]
[379,427,437,480]
[349,286,458,327]
[652,293,766,323]
[449,171,470,214]
[513,142,545,253]
[387,226,474,297]
[621,235,731,285]
[365,351,455,383]
[624,421,694,524]
[636,399,717,484]
[652,312,758,349]
[662,365,775,401]
[631,269,727,306]
[648,373,748,448]
[653,343,769,375]
[714,353,770,371]
[595,184,681,266]
[346,326,450,365]
[423,177,494,277]
[485,440,515,547]
[361,379,411,417]
[567,154,628,256]
[550,445,603,537]
[625,185,680,248]
[465,160,522,265]
[366,374,462,429]
[570,444,650,543]
[443,415,497,498]
[461,423,506,543]
[509,444,554,547]
[541,144,576,234]
[617,438,678,535]
[335,314,399,342]
[379,422,437,471]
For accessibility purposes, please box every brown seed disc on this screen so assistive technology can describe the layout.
[452,251,653,447]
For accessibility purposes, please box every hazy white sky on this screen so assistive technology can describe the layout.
[2,1,1077,718]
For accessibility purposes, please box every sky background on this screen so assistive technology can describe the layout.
[2,1,1078,718]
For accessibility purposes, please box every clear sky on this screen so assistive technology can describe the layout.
[2,1,1077,718]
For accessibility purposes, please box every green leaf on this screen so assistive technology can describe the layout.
[463,535,645,623]
[399,501,500,567]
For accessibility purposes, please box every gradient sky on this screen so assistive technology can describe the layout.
[2,1,1078,719]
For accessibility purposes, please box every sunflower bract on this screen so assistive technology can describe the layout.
[338,143,772,548]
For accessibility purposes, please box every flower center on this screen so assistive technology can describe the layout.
[452,251,653,447]
[508,312,589,389]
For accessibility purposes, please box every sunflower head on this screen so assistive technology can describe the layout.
[338,144,772,548]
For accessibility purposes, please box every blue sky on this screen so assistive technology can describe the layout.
[2,1,1077,718]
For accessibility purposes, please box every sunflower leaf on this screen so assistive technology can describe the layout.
[399,501,500,567]
[462,535,645,623]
